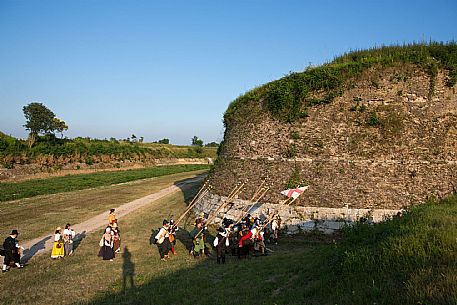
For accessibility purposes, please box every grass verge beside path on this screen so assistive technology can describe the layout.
[0,170,207,241]
[86,195,457,305]
[0,184,455,304]
[0,164,209,202]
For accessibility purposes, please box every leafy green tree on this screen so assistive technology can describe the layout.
[23,102,56,147]
[158,138,170,144]
[204,142,219,147]
[52,118,68,138]
[191,136,203,147]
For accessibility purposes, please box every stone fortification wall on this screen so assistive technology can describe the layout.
[193,193,401,234]
[205,66,457,213]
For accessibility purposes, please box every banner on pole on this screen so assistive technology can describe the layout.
[280,186,309,199]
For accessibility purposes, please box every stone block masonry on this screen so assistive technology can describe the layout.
[193,193,401,234]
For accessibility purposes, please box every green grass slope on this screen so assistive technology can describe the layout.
[0,164,209,202]
[89,196,456,305]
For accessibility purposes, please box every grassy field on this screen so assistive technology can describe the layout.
[0,164,209,202]
[0,169,208,241]
[1,179,455,304]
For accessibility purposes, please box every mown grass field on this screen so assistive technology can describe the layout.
[1,175,455,305]
[0,164,209,202]
[0,169,208,241]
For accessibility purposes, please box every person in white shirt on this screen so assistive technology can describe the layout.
[63,223,76,256]
[213,227,230,264]
[154,220,171,261]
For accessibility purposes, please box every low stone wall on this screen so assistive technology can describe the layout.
[193,192,401,234]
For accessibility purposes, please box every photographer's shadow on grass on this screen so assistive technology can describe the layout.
[122,246,135,292]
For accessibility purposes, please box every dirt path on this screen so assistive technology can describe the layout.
[1,175,204,265]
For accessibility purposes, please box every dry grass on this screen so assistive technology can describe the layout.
[0,170,207,241]
[0,176,204,305]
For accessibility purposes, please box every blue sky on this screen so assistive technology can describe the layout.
[1,0,456,145]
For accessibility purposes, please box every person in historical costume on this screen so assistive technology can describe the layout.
[108,209,117,226]
[251,224,266,256]
[63,223,76,256]
[238,225,253,259]
[51,227,65,259]
[213,227,229,264]
[112,223,121,254]
[2,230,24,272]
[98,227,115,261]
[154,220,171,261]
[189,219,205,258]
[168,219,178,255]
[270,214,281,245]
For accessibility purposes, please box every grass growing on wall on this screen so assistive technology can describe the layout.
[224,42,457,126]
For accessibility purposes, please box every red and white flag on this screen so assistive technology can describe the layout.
[281,186,309,199]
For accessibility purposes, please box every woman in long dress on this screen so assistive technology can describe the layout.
[98,227,115,261]
[112,223,121,254]
[51,227,65,259]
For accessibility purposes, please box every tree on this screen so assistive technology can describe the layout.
[131,134,137,143]
[23,102,56,147]
[158,138,169,144]
[52,118,68,138]
[205,142,219,147]
[191,136,203,147]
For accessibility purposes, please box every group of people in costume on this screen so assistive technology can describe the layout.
[51,224,76,259]
[154,211,282,264]
[98,209,121,261]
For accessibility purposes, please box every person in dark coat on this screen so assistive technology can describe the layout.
[213,227,229,264]
[2,229,24,272]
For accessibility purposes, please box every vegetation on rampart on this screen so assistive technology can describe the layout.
[0,132,217,168]
[224,42,457,126]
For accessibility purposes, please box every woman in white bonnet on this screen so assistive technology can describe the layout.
[98,226,115,261]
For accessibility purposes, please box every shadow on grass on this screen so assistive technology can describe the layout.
[72,230,87,253]
[122,246,135,292]
[86,239,321,305]
[22,235,52,263]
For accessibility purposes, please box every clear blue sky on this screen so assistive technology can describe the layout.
[1,0,456,145]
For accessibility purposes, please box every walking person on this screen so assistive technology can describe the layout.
[112,223,121,254]
[213,227,229,264]
[98,227,115,261]
[270,214,281,245]
[168,219,178,255]
[63,224,76,256]
[2,230,24,272]
[108,209,117,226]
[51,227,65,259]
[189,219,205,258]
[154,220,171,261]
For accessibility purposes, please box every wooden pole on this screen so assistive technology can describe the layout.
[194,182,245,239]
[235,186,270,223]
[174,182,211,227]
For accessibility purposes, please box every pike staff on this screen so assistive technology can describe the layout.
[235,182,270,223]
[194,182,245,239]
[174,181,211,228]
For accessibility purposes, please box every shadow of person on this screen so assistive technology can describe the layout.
[22,235,52,264]
[122,246,135,293]
[72,230,87,252]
